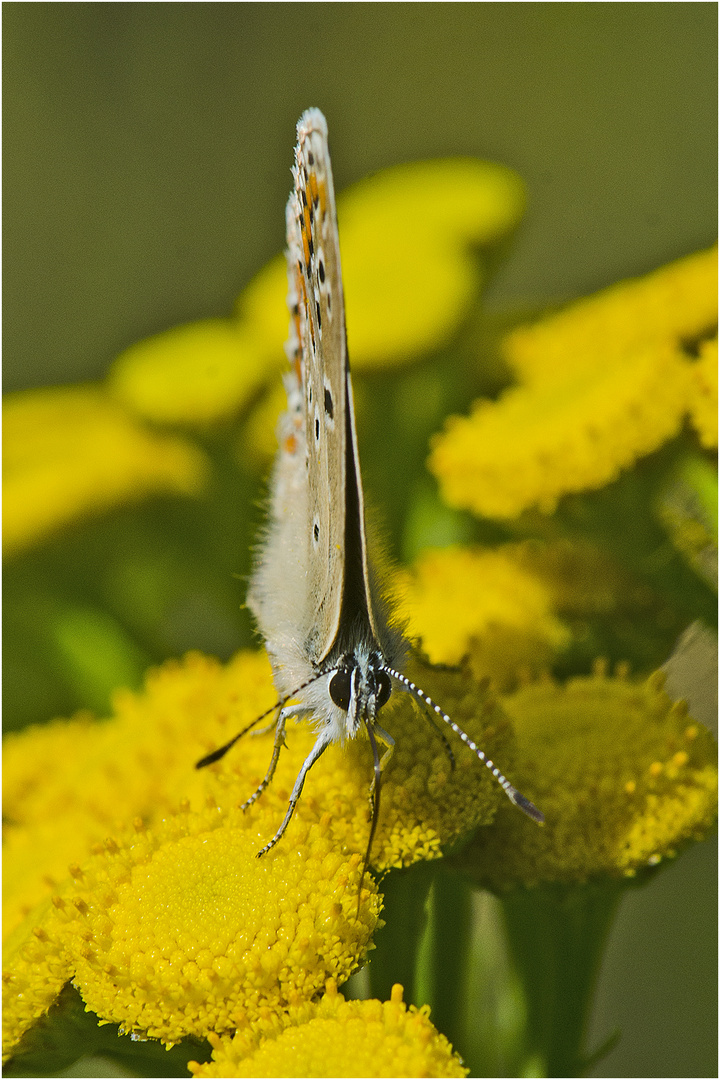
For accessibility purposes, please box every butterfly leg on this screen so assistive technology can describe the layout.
[249,701,311,738]
[256,729,332,857]
[240,710,287,812]
[250,718,281,738]
[367,723,395,809]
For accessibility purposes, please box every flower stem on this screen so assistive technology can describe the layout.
[499,881,624,1077]
[416,868,473,1054]
[366,860,435,1005]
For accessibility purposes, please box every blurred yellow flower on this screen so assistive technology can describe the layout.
[109,318,275,425]
[393,539,653,689]
[3,385,209,558]
[112,157,524,430]
[335,159,525,367]
[429,248,718,519]
[688,336,718,450]
[455,664,718,890]
[191,980,468,1078]
[430,342,694,519]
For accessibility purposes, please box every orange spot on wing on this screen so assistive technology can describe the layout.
[317,178,327,215]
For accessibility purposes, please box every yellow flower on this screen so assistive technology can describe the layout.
[688,336,718,449]
[393,546,570,688]
[2,900,74,1063]
[333,159,525,367]
[430,342,694,519]
[505,247,717,384]
[2,385,209,558]
[392,540,653,690]
[3,802,379,1054]
[454,664,718,890]
[190,980,468,1078]
[429,248,718,519]
[3,648,520,1055]
[109,319,275,426]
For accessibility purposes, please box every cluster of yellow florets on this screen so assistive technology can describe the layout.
[429,247,717,518]
[456,665,718,889]
[190,980,468,1078]
[2,647,510,1059]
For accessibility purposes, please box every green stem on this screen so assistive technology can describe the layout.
[419,868,473,1055]
[366,860,435,1005]
[499,881,624,1077]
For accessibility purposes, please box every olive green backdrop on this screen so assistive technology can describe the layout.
[4,4,717,1077]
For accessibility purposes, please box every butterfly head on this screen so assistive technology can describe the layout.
[326,647,392,739]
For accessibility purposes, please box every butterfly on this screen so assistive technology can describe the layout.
[198,109,543,891]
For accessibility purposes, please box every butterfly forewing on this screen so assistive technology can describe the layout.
[293,112,350,666]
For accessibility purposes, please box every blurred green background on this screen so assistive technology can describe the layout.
[4,4,717,1077]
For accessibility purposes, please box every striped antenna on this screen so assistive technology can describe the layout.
[383,666,545,824]
[195,670,330,769]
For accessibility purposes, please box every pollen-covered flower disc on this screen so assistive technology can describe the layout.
[456,666,718,890]
[57,803,381,1043]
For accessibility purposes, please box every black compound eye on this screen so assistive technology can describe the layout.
[376,671,392,709]
[329,669,352,712]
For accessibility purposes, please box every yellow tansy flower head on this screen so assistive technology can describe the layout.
[430,342,694,519]
[61,804,378,1043]
[503,247,717,386]
[335,159,525,367]
[429,247,718,520]
[3,800,379,1054]
[191,980,468,1078]
[393,545,570,688]
[454,666,718,890]
[2,385,209,558]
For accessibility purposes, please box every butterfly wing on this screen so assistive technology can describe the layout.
[248,109,355,688]
[289,110,350,664]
